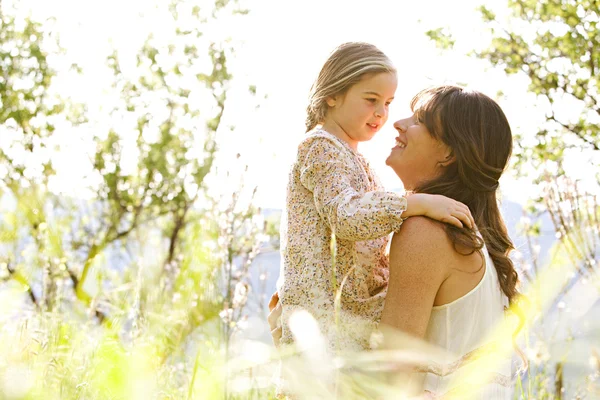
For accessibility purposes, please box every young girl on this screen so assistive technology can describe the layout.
[275,42,474,355]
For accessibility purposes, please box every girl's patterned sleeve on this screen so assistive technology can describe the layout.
[299,136,407,240]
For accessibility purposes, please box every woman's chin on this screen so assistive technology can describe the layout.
[385,149,401,166]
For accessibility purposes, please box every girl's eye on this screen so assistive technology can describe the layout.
[366,98,377,103]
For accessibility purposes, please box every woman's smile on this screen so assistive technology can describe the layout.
[393,136,406,149]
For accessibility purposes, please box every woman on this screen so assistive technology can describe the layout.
[269,85,519,399]
[379,85,517,398]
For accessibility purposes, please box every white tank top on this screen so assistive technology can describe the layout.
[418,245,513,399]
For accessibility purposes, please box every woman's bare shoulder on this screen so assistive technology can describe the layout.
[390,216,456,269]
[393,216,451,245]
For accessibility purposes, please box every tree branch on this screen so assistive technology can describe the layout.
[7,262,39,308]
[66,263,106,322]
[548,114,600,151]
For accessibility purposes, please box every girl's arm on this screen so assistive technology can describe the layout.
[299,137,473,241]
[404,193,474,230]
[299,136,407,240]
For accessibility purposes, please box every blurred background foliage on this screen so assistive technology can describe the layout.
[0,0,274,398]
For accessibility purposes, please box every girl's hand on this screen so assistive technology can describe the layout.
[268,292,282,348]
[405,193,474,229]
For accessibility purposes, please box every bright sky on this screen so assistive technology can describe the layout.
[9,0,598,210]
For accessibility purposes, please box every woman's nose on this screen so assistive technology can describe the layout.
[394,119,407,132]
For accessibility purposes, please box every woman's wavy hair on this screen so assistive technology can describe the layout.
[305,42,395,132]
[412,85,519,304]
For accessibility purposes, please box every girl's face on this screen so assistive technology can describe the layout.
[385,113,452,190]
[322,72,397,150]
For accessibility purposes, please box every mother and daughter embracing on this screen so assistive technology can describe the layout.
[267,42,522,399]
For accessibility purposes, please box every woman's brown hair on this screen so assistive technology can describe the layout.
[411,85,519,303]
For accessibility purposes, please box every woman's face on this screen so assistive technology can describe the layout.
[385,113,452,190]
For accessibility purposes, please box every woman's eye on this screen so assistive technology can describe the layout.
[366,98,377,103]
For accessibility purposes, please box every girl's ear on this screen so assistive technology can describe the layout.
[326,95,337,107]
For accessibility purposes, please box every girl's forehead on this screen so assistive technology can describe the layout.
[353,72,397,92]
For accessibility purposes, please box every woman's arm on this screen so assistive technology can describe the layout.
[377,217,454,394]
[380,217,453,338]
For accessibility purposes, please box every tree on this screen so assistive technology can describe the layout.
[477,1,599,180]
[0,0,268,398]
[428,0,600,183]
[0,0,70,311]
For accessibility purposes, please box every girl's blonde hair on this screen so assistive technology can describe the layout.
[305,42,396,132]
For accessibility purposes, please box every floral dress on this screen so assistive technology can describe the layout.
[277,129,408,353]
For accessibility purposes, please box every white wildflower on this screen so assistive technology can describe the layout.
[526,341,551,366]
[219,308,233,324]
[232,282,249,309]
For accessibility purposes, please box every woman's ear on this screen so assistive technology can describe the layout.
[326,96,337,107]
[438,148,455,168]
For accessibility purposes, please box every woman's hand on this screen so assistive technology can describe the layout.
[404,193,475,229]
[268,292,282,348]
